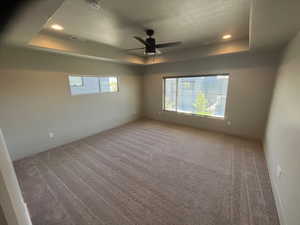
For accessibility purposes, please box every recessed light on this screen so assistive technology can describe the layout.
[51,24,64,31]
[222,34,232,40]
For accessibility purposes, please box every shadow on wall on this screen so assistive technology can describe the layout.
[264,31,300,225]
[145,51,281,74]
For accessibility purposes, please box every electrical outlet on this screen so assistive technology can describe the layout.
[276,165,283,178]
[49,132,54,139]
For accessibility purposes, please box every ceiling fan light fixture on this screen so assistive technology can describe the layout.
[145,52,156,56]
[222,34,232,40]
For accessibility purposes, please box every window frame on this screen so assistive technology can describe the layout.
[162,73,230,120]
[68,75,119,96]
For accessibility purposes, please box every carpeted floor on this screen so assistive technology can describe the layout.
[0,205,8,225]
[14,119,280,225]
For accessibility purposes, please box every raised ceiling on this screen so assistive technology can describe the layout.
[3,0,300,65]
[43,0,250,51]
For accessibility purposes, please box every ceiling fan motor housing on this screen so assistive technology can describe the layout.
[146,37,156,54]
[146,29,154,36]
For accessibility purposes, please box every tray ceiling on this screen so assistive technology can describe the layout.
[43,0,250,51]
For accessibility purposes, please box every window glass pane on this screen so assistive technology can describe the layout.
[69,76,100,95]
[99,77,118,93]
[164,75,229,118]
[164,78,177,111]
[177,77,196,114]
[69,76,83,87]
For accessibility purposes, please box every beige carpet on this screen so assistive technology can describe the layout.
[14,119,280,225]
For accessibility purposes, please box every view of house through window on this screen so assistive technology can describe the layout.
[164,75,229,118]
[68,76,118,95]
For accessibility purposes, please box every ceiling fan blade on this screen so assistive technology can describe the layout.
[134,36,149,46]
[156,41,182,48]
[125,47,145,51]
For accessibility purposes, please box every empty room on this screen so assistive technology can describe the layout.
[0,0,299,225]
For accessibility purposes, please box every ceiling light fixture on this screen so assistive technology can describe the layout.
[145,52,156,56]
[222,34,232,40]
[51,24,64,31]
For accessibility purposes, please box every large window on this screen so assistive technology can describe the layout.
[164,75,229,118]
[99,77,118,93]
[68,76,118,96]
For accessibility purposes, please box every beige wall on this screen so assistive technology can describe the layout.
[264,32,300,225]
[0,46,143,160]
[143,52,280,140]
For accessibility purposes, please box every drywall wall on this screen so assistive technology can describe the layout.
[0,45,143,160]
[264,32,300,225]
[143,51,280,140]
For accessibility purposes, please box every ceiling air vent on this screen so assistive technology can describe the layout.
[85,0,101,10]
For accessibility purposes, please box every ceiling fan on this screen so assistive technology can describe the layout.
[127,29,182,55]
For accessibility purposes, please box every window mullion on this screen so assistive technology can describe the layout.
[176,78,179,112]
[98,77,102,93]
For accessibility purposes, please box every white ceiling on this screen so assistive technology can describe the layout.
[43,0,250,51]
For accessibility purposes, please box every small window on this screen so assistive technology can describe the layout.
[68,75,118,96]
[163,75,229,118]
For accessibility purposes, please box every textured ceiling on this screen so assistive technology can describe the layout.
[5,0,299,65]
[43,0,250,51]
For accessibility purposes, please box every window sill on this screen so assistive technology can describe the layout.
[70,90,119,96]
[162,110,225,120]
